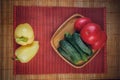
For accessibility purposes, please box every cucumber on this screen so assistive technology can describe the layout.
[58,47,77,64]
[72,32,92,56]
[58,47,73,62]
[79,53,88,61]
[59,40,82,64]
[65,33,88,61]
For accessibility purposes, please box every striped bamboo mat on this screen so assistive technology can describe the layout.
[14,6,107,74]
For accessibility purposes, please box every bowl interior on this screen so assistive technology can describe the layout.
[51,14,100,68]
[52,14,82,49]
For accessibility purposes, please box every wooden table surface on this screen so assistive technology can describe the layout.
[0,0,120,80]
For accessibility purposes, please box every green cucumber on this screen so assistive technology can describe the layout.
[59,40,82,65]
[72,32,92,56]
[65,33,88,61]
[58,47,73,62]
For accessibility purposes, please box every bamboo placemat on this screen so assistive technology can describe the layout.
[14,6,106,74]
[0,0,120,80]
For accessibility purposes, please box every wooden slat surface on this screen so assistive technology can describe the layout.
[0,0,120,80]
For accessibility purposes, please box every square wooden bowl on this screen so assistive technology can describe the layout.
[51,14,100,68]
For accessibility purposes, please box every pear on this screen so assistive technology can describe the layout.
[14,23,34,45]
[15,41,39,63]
